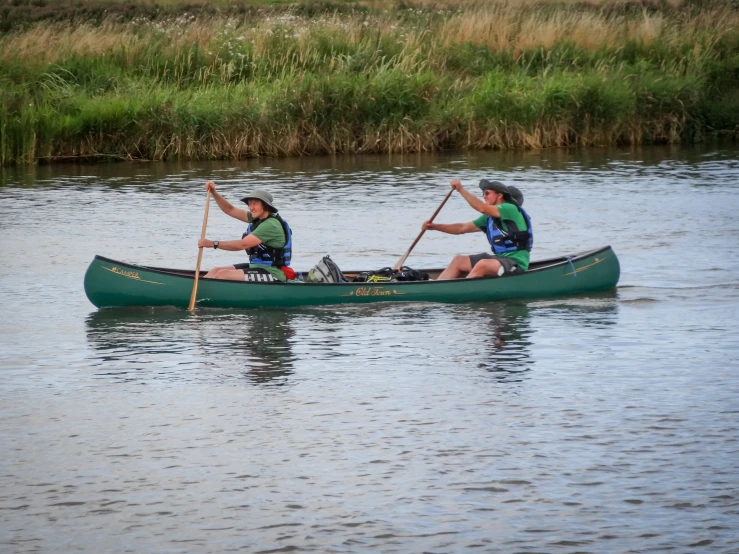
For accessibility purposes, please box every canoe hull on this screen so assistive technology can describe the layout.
[84,246,620,309]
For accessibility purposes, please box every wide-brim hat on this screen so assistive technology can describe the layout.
[478,179,509,196]
[240,189,277,213]
[505,185,524,207]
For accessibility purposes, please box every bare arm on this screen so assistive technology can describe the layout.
[452,179,501,218]
[422,220,480,235]
[205,181,250,223]
[198,234,262,251]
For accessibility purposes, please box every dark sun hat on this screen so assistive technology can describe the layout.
[478,179,509,196]
[240,189,277,213]
[505,185,524,207]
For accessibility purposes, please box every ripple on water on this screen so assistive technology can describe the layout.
[2,149,739,553]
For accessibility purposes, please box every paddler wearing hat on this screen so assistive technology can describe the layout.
[198,181,295,282]
[422,178,533,280]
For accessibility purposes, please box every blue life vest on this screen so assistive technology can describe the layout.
[484,206,533,254]
[242,214,293,267]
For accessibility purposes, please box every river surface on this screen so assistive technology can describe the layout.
[1,146,738,553]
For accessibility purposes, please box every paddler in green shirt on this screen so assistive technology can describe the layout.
[198,181,294,282]
[422,179,533,280]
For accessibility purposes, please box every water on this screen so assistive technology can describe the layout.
[1,146,738,553]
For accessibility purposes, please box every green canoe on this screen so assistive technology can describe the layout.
[84,246,620,309]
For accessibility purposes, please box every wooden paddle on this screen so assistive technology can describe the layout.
[393,187,454,271]
[188,190,212,311]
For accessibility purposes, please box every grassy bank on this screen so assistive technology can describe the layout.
[1,0,738,165]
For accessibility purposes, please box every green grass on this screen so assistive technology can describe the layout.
[1,0,738,164]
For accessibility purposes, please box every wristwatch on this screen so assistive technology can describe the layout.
[213,241,219,249]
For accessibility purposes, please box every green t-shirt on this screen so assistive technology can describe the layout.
[472,203,530,271]
[247,214,288,282]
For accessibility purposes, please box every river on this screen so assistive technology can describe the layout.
[1,146,738,553]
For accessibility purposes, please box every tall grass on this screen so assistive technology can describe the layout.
[0,0,737,164]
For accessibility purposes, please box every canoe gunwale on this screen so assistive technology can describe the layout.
[92,245,615,287]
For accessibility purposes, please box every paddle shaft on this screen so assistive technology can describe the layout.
[188,190,212,310]
[393,188,454,271]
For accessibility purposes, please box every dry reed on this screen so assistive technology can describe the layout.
[0,1,737,165]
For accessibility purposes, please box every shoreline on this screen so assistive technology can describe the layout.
[1,1,737,166]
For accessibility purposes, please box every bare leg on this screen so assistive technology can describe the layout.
[467,258,504,279]
[204,265,236,278]
[437,255,473,280]
[212,268,246,281]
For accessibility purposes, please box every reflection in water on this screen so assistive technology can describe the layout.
[1,144,725,190]
[85,295,620,388]
[85,308,297,386]
[467,293,619,381]
[466,302,534,379]
[228,311,295,385]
